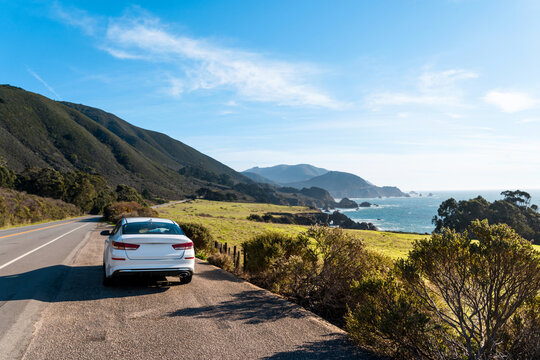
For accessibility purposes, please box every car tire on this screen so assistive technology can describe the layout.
[179,274,192,284]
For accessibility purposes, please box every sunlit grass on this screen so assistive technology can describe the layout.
[158,199,425,258]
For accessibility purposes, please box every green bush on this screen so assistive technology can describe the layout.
[0,165,16,188]
[103,201,158,223]
[207,253,235,272]
[246,214,263,221]
[177,222,214,253]
[0,188,81,227]
[347,220,540,359]
[346,269,449,359]
[242,231,306,274]
[500,296,540,359]
[267,227,392,324]
[242,227,392,325]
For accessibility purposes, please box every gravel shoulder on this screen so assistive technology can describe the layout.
[21,224,370,359]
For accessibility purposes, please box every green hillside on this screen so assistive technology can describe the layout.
[62,102,245,180]
[0,85,341,208]
[0,85,249,199]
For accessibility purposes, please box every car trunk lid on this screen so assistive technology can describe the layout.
[121,234,190,260]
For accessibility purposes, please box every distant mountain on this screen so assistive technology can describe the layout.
[243,164,328,184]
[286,171,408,199]
[242,171,278,185]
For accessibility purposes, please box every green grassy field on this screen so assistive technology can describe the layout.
[158,199,428,258]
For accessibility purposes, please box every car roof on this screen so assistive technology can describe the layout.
[123,217,175,224]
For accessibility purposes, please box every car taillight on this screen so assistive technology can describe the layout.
[112,241,140,250]
[172,241,193,250]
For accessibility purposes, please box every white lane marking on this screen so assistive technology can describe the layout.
[0,223,89,270]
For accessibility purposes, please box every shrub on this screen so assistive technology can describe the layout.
[396,220,540,359]
[243,226,392,325]
[103,201,158,223]
[207,253,235,272]
[346,269,451,359]
[500,296,540,359]
[0,188,81,227]
[177,222,214,253]
[242,231,306,274]
[246,214,263,222]
[0,165,16,188]
[268,227,392,324]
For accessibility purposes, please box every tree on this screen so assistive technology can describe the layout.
[433,192,540,244]
[501,190,531,207]
[17,168,65,199]
[399,220,540,359]
[115,184,146,205]
[0,165,16,188]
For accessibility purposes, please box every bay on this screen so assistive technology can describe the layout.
[338,189,540,234]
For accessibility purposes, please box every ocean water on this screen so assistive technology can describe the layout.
[336,190,540,234]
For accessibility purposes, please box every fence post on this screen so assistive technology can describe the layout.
[214,241,218,249]
[224,242,228,254]
[233,246,237,262]
[236,251,240,269]
[243,249,246,272]
[219,243,223,254]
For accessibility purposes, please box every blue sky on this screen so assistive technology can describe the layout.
[2,0,540,191]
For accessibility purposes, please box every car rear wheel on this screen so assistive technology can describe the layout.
[179,274,192,284]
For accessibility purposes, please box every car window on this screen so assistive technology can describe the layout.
[122,222,184,235]
[111,221,122,235]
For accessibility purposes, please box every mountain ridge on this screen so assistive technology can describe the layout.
[0,85,242,198]
[244,164,408,199]
[244,164,328,184]
[0,85,343,208]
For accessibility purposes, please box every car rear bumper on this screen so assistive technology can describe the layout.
[113,268,193,278]
[106,258,195,278]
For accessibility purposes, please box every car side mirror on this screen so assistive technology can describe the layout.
[100,230,111,236]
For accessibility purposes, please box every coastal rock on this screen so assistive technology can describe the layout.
[246,210,377,231]
[337,197,358,208]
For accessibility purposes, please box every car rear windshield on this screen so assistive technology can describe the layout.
[122,222,184,235]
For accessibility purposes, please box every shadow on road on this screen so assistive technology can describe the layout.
[0,264,172,303]
[194,261,244,283]
[168,288,308,324]
[263,334,374,359]
[77,216,102,223]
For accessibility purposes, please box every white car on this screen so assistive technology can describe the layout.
[102,217,195,285]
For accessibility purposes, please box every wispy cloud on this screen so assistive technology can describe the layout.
[101,14,341,108]
[483,90,537,113]
[517,118,540,124]
[51,2,98,35]
[368,69,478,108]
[27,68,61,100]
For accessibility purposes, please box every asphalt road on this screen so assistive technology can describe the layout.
[1,219,369,359]
[0,217,99,359]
